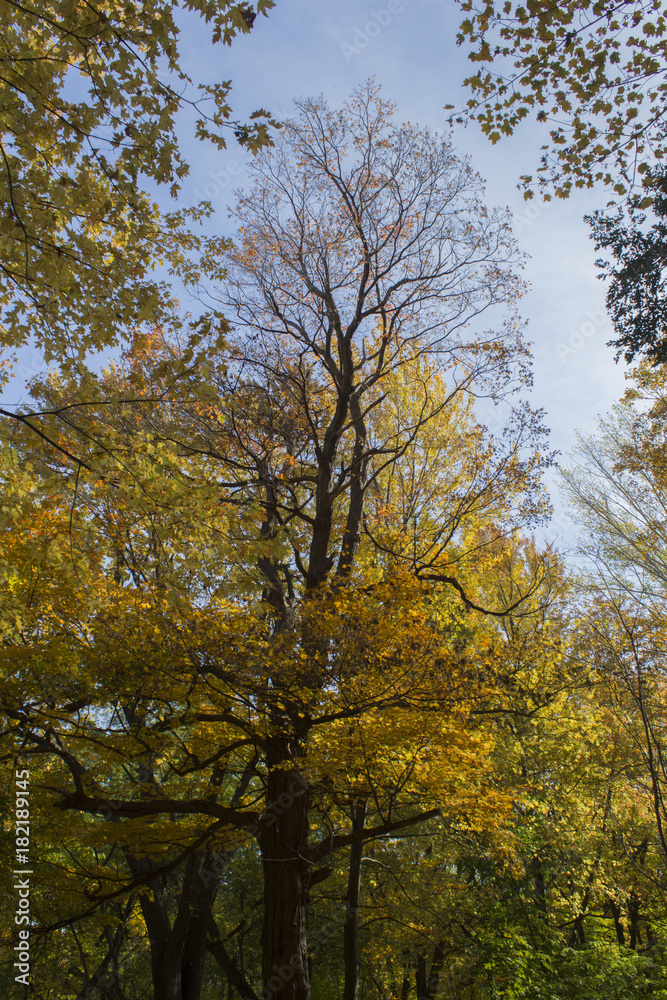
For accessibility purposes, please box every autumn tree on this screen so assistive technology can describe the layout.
[0,0,278,368]
[0,340,552,999]
[0,84,556,1000]
[341,683,663,1000]
[562,363,667,585]
[563,364,667,910]
[455,0,667,200]
[171,81,552,997]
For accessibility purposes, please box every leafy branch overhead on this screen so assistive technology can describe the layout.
[588,169,667,363]
[0,0,280,363]
[455,0,667,199]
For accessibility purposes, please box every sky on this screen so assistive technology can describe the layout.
[9,0,631,546]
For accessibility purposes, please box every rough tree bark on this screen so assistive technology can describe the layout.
[259,754,310,1000]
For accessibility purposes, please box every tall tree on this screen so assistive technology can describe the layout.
[179,81,551,997]
[562,362,667,583]
[563,364,667,898]
[0,84,553,1000]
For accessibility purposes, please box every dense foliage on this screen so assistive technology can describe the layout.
[1,4,667,998]
[0,0,277,364]
[587,170,667,362]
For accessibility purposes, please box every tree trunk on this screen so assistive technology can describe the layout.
[207,916,260,1000]
[416,956,428,1000]
[126,851,218,1000]
[146,926,183,1000]
[181,851,221,1000]
[259,761,310,1000]
[607,898,626,947]
[416,942,446,1000]
[343,800,367,1000]
[133,872,183,1000]
[74,902,129,1000]
[533,865,548,918]
[426,942,446,998]
[628,891,641,950]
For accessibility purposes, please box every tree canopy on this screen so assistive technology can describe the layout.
[3,11,667,998]
[0,0,278,365]
[0,84,574,1000]
[587,170,667,362]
